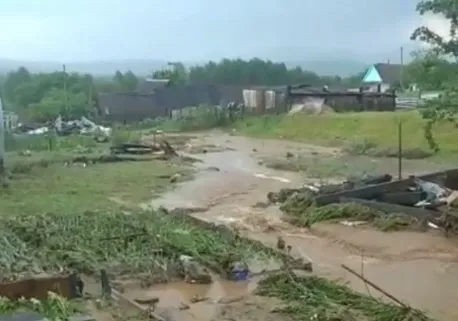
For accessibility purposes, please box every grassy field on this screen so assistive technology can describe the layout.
[1,156,190,216]
[233,110,458,157]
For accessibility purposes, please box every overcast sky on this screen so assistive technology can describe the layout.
[0,0,450,62]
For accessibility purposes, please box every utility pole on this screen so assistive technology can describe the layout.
[400,46,404,92]
[62,64,68,115]
[0,94,5,178]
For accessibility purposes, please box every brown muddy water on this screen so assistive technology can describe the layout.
[147,131,458,321]
[92,256,283,321]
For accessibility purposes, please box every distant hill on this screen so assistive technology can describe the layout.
[0,58,368,77]
[0,59,168,76]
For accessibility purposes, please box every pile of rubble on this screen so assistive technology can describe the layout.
[268,169,458,235]
[16,115,111,140]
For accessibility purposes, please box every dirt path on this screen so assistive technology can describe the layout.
[147,131,458,321]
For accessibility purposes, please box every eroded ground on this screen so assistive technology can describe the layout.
[146,130,458,321]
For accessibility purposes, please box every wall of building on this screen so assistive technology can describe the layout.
[98,93,169,122]
[98,85,245,122]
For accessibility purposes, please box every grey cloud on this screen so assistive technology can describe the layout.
[0,0,430,62]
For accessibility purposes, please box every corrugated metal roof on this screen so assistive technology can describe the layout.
[137,78,171,94]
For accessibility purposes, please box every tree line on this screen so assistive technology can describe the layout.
[0,56,443,125]
[0,58,366,122]
[154,59,363,87]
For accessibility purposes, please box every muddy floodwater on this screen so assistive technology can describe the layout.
[148,131,458,321]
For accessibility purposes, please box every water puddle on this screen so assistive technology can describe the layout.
[121,276,260,321]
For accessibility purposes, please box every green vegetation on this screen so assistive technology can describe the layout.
[258,273,431,321]
[2,58,366,124]
[409,0,458,151]
[0,209,270,280]
[2,158,189,215]
[233,111,458,157]
[268,189,424,232]
[0,135,273,281]
[261,155,380,178]
[285,202,421,232]
[0,293,79,320]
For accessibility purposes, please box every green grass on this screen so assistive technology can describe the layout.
[233,111,458,157]
[0,151,272,281]
[258,273,432,321]
[1,158,190,216]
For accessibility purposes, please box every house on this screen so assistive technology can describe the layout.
[361,63,402,92]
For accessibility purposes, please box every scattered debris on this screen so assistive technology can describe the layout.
[18,116,111,139]
[286,152,294,158]
[0,273,83,300]
[18,150,32,157]
[257,272,432,321]
[179,255,213,284]
[205,166,220,172]
[276,236,286,251]
[189,295,208,304]
[169,173,181,183]
[134,296,160,305]
[110,141,177,156]
[269,169,458,234]
[55,116,111,138]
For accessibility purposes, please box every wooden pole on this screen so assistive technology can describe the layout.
[0,95,5,177]
[63,64,68,115]
[400,46,404,91]
[398,120,403,180]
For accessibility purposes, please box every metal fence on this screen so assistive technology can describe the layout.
[395,97,420,109]
[395,92,441,110]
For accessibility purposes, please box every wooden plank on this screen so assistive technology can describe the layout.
[339,197,442,224]
[0,274,81,300]
[378,191,425,206]
[314,177,415,206]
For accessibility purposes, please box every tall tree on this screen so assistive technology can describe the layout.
[411,0,458,151]
[123,70,139,91]
[113,70,124,85]
[3,67,31,103]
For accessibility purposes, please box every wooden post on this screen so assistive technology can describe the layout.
[0,95,5,178]
[63,64,68,115]
[398,120,403,179]
[400,46,404,92]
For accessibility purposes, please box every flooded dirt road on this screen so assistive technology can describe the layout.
[148,131,458,321]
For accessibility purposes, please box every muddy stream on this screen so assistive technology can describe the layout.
[140,131,458,321]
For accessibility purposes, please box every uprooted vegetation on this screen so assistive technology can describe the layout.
[257,273,432,321]
[0,292,79,320]
[0,209,273,281]
[270,188,422,231]
[283,201,424,232]
[266,172,446,232]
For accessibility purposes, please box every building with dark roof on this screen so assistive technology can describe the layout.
[361,63,402,92]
